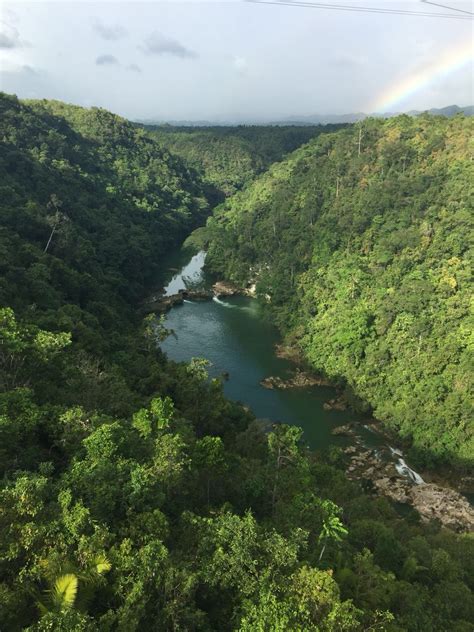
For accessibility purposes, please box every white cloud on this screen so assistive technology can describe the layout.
[93,20,127,41]
[0,22,27,49]
[96,54,119,66]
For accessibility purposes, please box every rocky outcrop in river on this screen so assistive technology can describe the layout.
[142,289,213,314]
[144,279,257,314]
[212,280,240,297]
[212,280,258,298]
[342,442,474,533]
[260,369,332,390]
[323,396,348,411]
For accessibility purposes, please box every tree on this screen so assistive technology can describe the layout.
[318,500,348,563]
[43,194,69,254]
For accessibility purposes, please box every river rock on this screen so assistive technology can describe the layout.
[260,376,286,389]
[142,288,213,314]
[213,281,240,296]
[344,446,357,455]
[245,283,257,297]
[409,484,474,532]
[143,293,184,313]
[182,289,213,301]
[344,444,474,533]
[260,369,332,390]
[323,396,348,411]
[332,424,357,437]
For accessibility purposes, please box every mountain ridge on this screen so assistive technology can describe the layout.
[136,104,473,127]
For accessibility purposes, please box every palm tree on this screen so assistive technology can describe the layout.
[318,500,348,563]
[36,555,111,616]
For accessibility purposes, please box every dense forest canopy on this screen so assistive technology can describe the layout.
[204,114,474,468]
[0,93,473,630]
[144,124,343,197]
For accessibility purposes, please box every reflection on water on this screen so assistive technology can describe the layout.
[163,251,207,296]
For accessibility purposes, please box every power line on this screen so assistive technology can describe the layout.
[246,0,472,18]
[420,0,474,16]
[245,0,473,19]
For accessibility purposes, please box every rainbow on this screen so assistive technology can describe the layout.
[370,39,473,114]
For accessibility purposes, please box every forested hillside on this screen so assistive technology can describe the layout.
[145,124,341,197]
[1,94,473,631]
[205,114,474,467]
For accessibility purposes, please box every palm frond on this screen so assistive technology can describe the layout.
[94,554,111,575]
[50,573,78,611]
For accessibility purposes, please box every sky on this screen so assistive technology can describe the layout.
[0,0,472,122]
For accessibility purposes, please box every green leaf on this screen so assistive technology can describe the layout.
[51,574,78,611]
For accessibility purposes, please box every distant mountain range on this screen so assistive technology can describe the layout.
[275,105,474,125]
[137,105,473,127]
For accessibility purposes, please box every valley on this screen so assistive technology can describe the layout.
[0,93,472,630]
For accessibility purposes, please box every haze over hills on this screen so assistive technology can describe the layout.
[137,104,473,127]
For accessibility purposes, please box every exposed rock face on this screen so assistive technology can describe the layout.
[260,369,332,390]
[344,446,474,533]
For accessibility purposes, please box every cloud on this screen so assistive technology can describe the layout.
[95,56,141,72]
[0,63,65,101]
[93,20,127,41]
[20,64,38,75]
[140,31,197,59]
[96,54,119,66]
[0,22,27,49]
[1,61,37,75]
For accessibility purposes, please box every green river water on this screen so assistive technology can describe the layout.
[159,248,379,453]
[157,247,472,503]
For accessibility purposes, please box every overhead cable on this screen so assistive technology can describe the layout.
[245,0,473,20]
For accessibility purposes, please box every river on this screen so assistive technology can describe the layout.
[159,248,381,452]
[155,247,474,519]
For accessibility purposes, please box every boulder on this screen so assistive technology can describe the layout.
[260,369,332,390]
[213,281,240,296]
[409,484,474,532]
[332,424,356,437]
[323,396,348,411]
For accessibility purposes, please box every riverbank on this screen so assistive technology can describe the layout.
[331,424,474,532]
[260,342,474,530]
[155,252,473,531]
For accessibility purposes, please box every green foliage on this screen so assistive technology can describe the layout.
[205,114,474,467]
[1,94,472,630]
[48,574,79,612]
[146,124,343,198]
[132,396,174,437]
